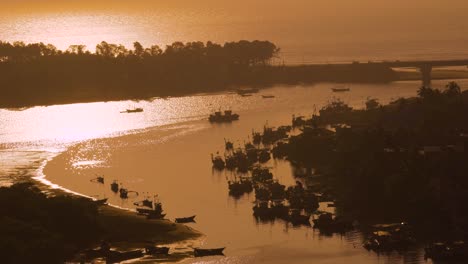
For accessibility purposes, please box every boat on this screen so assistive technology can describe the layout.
[121,107,143,113]
[110,181,119,193]
[209,110,240,123]
[425,241,468,260]
[91,175,104,184]
[331,87,350,92]
[194,247,225,257]
[119,188,128,199]
[106,249,144,263]
[175,215,196,223]
[262,95,275,99]
[236,88,259,95]
[134,198,153,208]
[145,246,170,255]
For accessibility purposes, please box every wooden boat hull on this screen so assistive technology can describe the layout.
[145,246,170,255]
[194,247,225,257]
[175,215,196,223]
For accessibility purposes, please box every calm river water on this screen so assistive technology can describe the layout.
[3,80,468,263]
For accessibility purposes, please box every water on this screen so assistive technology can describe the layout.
[4,80,468,263]
[2,6,468,64]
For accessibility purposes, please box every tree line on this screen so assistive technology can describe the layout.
[0,40,398,108]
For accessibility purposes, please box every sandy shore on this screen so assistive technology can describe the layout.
[39,123,203,253]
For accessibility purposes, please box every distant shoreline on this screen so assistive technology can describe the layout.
[1,69,467,109]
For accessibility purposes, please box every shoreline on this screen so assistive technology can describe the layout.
[2,71,468,109]
[31,122,203,257]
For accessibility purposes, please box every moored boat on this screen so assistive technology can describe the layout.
[110,181,119,193]
[236,88,259,95]
[121,107,143,113]
[209,110,240,123]
[331,87,350,92]
[145,246,170,255]
[175,215,196,223]
[106,249,144,263]
[194,247,225,257]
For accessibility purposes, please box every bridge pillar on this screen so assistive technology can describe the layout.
[420,64,433,87]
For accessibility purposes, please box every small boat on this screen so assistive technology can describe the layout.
[147,212,166,220]
[145,246,170,255]
[110,181,119,193]
[134,198,153,208]
[236,88,259,95]
[91,175,104,184]
[194,247,225,257]
[331,87,350,92]
[106,249,144,263]
[121,107,143,113]
[175,215,196,223]
[119,188,128,199]
[262,95,275,99]
[209,110,240,123]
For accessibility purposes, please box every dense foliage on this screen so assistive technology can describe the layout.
[285,83,468,239]
[0,40,397,108]
[0,183,101,264]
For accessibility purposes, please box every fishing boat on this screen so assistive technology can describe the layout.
[110,181,119,193]
[236,88,259,95]
[145,246,170,255]
[175,215,196,223]
[194,247,225,257]
[209,110,239,123]
[121,107,143,113]
[331,87,350,92]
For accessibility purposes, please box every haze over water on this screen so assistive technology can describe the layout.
[2,1,468,64]
[2,1,468,263]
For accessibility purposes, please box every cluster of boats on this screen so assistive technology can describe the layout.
[363,222,415,252]
[81,242,225,263]
[425,241,468,261]
[211,144,272,172]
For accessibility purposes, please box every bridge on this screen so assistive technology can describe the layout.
[380,59,468,87]
[294,59,468,87]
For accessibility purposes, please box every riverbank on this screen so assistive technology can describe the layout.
[38,81,432,263]
[0,179,201,263]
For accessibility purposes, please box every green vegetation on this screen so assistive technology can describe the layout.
[284,83,468,239]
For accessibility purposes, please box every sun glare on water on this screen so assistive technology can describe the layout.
[0,12,165,51]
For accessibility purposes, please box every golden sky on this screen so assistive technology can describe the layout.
[3,0,468,14]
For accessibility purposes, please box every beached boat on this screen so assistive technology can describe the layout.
[209,110,239,123]
[121,107,143,113]
[145,246,170,255]
[175,215,196,223]
[194,247,225,257]
[134,198,153,208]
[106,249,144,263]
[331,87,350,92]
